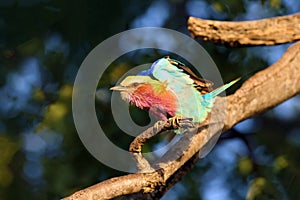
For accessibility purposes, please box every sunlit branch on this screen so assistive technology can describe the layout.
[188,13,300,47]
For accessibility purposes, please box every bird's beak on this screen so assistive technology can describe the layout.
[110,85,126,91]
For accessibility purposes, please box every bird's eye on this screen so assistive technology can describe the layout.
[132,83,139,87]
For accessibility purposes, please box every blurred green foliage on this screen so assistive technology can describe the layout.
[0,0,300,199]
[0,137,19,188]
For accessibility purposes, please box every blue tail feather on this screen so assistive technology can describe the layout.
[202,78,240,109]
[206,78,240,99]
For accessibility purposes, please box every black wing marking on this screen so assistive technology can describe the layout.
[165,56,214,94]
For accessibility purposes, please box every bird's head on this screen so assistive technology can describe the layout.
[110,76,162,107]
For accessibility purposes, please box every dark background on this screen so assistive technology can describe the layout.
[1,0,300,199]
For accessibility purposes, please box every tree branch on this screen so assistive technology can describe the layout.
[225,40,300,128]
[188,13,300,47]
[63,41,300,200]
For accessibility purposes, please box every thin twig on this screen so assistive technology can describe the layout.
[129,117,195,172]
[129,120,171,172]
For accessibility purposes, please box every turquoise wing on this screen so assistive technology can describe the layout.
[138,57,213,94]
[151,58,195,91]
[138,57,193,84]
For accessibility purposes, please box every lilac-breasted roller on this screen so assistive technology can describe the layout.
[110,56,239,131]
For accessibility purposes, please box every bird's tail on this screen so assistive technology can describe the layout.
[203,77,240,100]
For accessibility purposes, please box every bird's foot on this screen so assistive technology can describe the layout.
[168,115,194,129]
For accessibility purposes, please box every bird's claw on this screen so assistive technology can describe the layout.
[169,115,194,129]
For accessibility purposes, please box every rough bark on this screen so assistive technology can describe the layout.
[188,13,300,47]
[63,15,300,200]
[225,41,300,128]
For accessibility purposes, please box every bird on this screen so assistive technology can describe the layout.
[110,56,239,133]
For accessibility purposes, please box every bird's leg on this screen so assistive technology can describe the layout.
[168,115,195,130]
